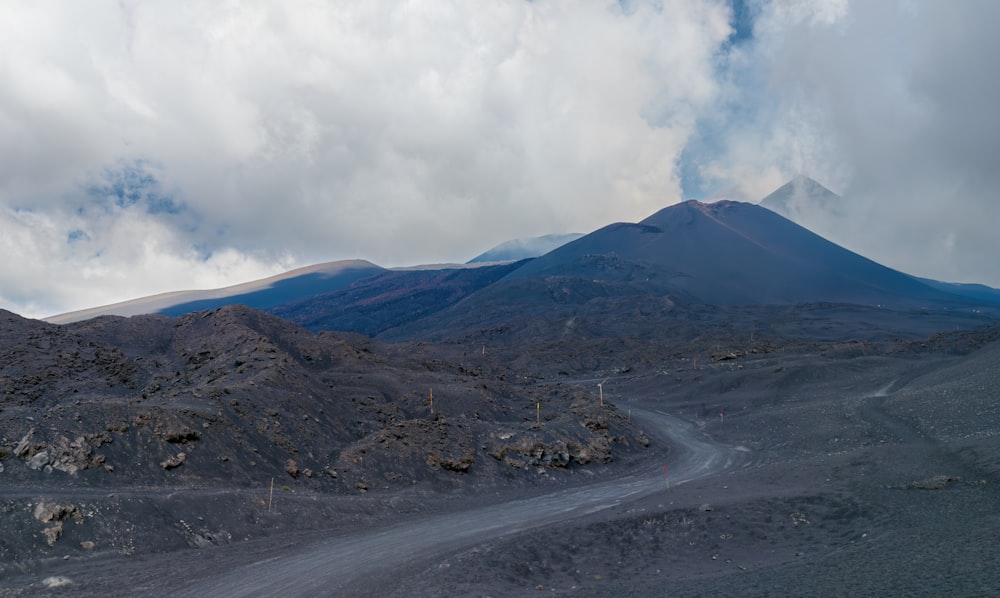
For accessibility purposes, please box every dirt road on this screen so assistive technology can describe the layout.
[174,410,749,597]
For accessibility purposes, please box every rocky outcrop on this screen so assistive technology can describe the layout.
[33,502,83,547]
[427,449,475,473]
[9,430,107,475]
[489,433,613,469]
[160,453,186,470]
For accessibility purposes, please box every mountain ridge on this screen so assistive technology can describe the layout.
[46,259,385,324]
[41,190,1000,328]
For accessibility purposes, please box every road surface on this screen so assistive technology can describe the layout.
[176,408,750,596]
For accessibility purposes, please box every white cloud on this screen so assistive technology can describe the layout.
[0,0,737,317]
[699,0,1000,287]
[0,200,293,318]
[2,0,998,318]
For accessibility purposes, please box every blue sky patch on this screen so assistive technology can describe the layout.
[84,160,183,215]
[67,229,90,244]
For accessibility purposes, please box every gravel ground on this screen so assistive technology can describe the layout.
[3,319,999,597]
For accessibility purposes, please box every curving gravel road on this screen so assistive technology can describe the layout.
[176,409,751,597]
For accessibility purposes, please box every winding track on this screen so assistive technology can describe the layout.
[176,408,751,597]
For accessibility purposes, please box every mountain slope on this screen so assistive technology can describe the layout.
[915,278,1000,305]
[46,260,385,324]
[270,261,527,335]
[369,200,997,374]
[155,260,385,317]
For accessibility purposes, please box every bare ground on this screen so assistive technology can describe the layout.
[2,309,1000,596]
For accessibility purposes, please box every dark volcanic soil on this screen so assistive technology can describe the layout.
[383,339,1000,597]
[2,305,1000,596]
[0,306,647,590]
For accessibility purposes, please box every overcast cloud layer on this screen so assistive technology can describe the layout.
[1,1,998,318]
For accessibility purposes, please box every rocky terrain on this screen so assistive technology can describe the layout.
[377,324,1000,597]
[3,299,999,596]
[0,305,648,588]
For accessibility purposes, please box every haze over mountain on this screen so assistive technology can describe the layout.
[758,175,842,221]
[467,233,585,264]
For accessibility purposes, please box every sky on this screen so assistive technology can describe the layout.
[1,0,999,318]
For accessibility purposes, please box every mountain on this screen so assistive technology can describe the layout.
[46,260,385,324]
[502,199,967,307]
[42,193,998,336]
[366,200,998,372]
[759,175,842,221]
[467,233,585,263]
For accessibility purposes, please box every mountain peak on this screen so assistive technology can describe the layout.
[638,198,763,230]
[759,176,841,219]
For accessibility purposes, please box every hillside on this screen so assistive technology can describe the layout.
[2,306,646,493]
[270,261,526,335]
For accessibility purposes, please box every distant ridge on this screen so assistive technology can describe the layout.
[468,233,585,264]
[43,182,1000,330]
[45,260,385,324]
[915,278,1000,305]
